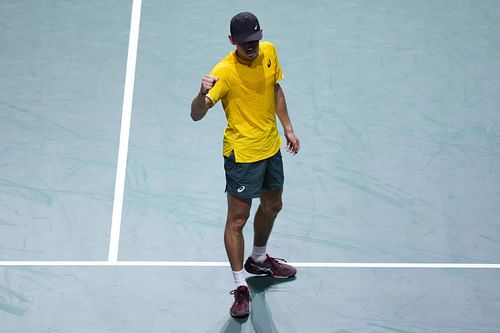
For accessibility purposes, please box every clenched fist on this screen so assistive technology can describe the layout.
[200,75,219,95]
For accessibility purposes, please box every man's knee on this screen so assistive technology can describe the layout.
[226,194,251,231]
[226,210,250,231]
[261,198,282,217]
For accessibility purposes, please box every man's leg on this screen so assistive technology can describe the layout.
[253,188,283,247]
[225,193,252,318]
[224,193,252,272]
[244,187,297,278]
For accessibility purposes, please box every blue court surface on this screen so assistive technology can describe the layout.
[1,1,500,332]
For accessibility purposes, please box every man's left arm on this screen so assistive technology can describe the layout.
[275,83,300,154]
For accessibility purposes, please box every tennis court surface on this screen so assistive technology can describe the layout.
[1,1,500,332]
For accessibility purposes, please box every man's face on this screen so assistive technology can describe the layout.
[235,40,260,63]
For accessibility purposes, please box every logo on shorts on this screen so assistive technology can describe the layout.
[237,185,246,193]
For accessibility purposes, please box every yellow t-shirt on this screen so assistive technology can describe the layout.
[207,41,284,163]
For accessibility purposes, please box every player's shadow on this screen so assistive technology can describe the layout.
[220,276,296,333]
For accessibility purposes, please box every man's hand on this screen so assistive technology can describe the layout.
[200,75,218,95]
[285,131,300,155]
[191,75,217,121]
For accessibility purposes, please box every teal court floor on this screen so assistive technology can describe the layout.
[1,1,500,332]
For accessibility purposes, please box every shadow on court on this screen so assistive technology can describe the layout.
[220,276,297,333]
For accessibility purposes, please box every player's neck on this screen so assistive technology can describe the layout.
[234,51,254,66]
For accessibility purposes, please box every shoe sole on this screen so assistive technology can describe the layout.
[230,312,250,319]
[245,265,296,279]
[246,270,296,279]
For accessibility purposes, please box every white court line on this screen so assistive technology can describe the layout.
[109,0,143,262]
[0,261,499,268]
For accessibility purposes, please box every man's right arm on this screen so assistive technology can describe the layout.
[190,93,212,121]
[190,75,218,121]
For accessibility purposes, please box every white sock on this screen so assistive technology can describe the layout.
[251,245,267,263]
[232,269,247,288]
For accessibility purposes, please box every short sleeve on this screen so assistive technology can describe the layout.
[206,66,228,107]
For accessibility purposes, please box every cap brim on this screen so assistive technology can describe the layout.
[232,30,262,44]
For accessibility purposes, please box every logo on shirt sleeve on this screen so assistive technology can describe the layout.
[267,59,271,68]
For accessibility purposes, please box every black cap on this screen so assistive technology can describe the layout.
[230,12,263,44]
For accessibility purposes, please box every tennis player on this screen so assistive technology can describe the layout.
[190,12,300,318]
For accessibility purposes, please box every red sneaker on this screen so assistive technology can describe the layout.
[244,255,297,279]
[229,285,250,318]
